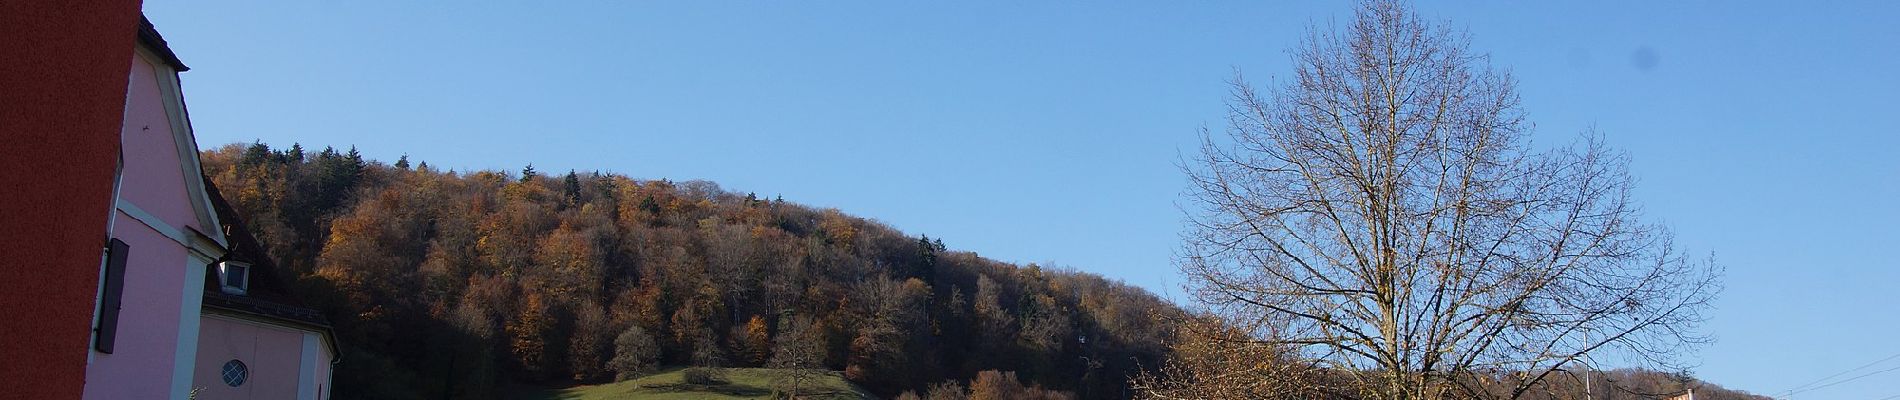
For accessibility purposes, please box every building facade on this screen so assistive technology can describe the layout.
[81,18,228,400]
[0,10,338,399]
[193,183,338,400]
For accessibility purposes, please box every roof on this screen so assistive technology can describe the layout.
[201,291,331,330]
[200,178,339,358]
[137,15,188,71]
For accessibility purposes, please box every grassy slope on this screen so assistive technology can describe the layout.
[516,368,873,400]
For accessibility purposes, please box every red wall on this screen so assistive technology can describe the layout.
[0,1,146,398]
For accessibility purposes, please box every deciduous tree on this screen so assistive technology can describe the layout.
[1170,1,1719,399]
[610,325,660,381]
[738,315,772,367]
[771,316,828,398]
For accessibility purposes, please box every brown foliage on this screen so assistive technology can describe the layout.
[199,143,1178,398]
[967,370,1074,400]
[737,315,772,367]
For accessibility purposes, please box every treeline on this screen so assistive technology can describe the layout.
[1133,316,1770,400]
[1518,368,1773,400]
[201,143,1178,399]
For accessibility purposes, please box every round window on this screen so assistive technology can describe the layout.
[220,359,248,387]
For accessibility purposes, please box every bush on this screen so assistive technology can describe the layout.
[682,367,728,385]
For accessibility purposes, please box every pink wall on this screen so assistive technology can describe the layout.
[193,316,307,400]
[84,218,188,399]
[315,346,332,400]
[82,52,201,400]
[116,54,203,232]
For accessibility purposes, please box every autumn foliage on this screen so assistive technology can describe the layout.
[202,143,1177,399]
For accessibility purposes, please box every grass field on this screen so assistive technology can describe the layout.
[515,367,872,400]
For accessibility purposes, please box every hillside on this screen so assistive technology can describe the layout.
[516,368,870,400]
[200,143,1179,399]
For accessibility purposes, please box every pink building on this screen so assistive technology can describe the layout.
[73,16,338,400]
[84,17,231,400]
[192,184,338,400]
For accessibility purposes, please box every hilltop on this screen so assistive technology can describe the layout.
[201,143,1179,399]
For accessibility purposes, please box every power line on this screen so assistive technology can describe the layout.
[1784,363,1900,397]
[1778,351,1900,396]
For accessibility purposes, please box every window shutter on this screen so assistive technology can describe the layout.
[95,238,129,354]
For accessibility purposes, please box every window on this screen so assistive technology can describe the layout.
[218,261,250,295]
[220,359,248,387]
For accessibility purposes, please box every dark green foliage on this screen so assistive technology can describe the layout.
[682,367,728,385]
[563,170,582,204]
[637,195,661,215]
[199,143,1178,399]
[242,141,271,167]
[914,235,939,283]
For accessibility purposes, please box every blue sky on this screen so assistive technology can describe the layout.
[145,1,1898,397]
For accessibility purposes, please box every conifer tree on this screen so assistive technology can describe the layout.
[915,235,938,282]
[241,141,271,167]
[345,146,365,170]
[563,170,582,203]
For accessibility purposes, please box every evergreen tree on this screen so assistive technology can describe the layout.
[916,235,938,282]
[638,195,661,215]
[346,146,365,170]
[395,154,410,170]
[241,141,271,167]
[563,170,582,203]
[520,164,538,183]
[591,172,617,201]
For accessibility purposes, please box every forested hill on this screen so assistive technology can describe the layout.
[201,143,1179,399]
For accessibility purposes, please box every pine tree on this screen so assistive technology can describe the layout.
[915,235,938,282]
[520,164,538,183]
[346,146,365,171]
[563,170,582,203]
[395,154,410,170]
[242,141,271,167]
[638,195,660,215]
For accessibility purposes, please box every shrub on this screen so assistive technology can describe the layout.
[682,367,728,385]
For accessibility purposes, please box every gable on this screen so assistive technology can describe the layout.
[118,42,224,249]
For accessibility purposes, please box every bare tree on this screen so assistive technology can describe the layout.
[770,315,829,398]
[610,325,661,381]
[1169,1,1719,399]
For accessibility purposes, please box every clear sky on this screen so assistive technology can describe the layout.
[144,1,1898,398]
